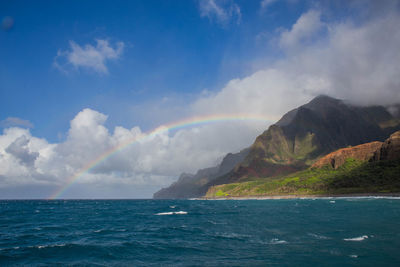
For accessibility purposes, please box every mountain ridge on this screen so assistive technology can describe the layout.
[153,95,400,199]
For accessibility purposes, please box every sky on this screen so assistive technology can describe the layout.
[1,0,400,199]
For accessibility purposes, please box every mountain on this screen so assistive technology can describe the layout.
[210,95,399,185]
[153,148,249,199]
[154,95,400,199]
[206,131,400,198]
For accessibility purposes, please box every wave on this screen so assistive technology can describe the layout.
[270,238,287,244]
[344,196,400,200]
[308,233,330,240]
[34,244,67,249]
[155,211,188,215]
[344,235,368,241]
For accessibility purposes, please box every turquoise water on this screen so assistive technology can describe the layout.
[1,198,400,266]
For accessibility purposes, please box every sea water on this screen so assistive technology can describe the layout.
[1,198,400,266]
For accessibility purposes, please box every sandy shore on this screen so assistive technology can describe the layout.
[201,192,400,200]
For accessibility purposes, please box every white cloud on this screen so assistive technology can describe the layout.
[0,108,266,198]
[0,117,33,128]
[260,0,277,10]
[279,10,324,50]
[55,39,124,74]
[193,6,400,119]
[199,0,241,25]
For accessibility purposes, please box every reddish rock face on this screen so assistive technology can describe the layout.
[312,141,383,169]
[312,130,400,169]
[373,131,400,161]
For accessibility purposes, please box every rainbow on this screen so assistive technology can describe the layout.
[48,113,278,199]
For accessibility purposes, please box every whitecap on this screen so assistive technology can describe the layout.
[37,244,66,249]
[344,235,368,241]
[155,212,174,215]
[270,238,287,244]
[174,211,187,214]
[169,205,176,209]
[330,200,335,203]
[349,255,358,258]
[216,232,250,239]
[155,211,188,215]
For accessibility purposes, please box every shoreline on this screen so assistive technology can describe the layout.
[200,192,400,200]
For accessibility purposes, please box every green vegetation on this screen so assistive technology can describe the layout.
[205,158,400,198]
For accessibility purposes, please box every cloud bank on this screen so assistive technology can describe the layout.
[193,4,400,120]
[0,109,266,198]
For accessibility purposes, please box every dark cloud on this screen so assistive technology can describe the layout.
[5,136,39,167]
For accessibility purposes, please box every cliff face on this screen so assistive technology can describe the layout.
[373,131,400,161]
[312,142,383,169]
[312,130,400,169]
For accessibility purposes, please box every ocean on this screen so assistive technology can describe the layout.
[1,198,400,266]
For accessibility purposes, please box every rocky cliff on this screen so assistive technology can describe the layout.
[312,142,383,169]
[372,131,400,161]
[312,131,400,169]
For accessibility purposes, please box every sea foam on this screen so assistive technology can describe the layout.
[155,211,188,215]
[270,238,287,244]
[344,235,368,241]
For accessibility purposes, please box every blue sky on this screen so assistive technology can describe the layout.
[1,0,400,198]
[0,0,313,141]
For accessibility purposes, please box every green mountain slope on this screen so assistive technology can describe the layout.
[206,131,400,198]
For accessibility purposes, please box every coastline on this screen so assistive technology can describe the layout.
[200,192,400,200]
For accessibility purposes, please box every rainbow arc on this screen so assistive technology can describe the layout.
[48,113,277,199]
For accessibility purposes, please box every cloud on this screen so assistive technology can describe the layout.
[260,0,278,10]
[5,135,39,167]
[279,10,324,50]
[193,5,400,120]
[55,39,124,74]
[0,117,34,128]
[198,0,241,25]
[0,108,266,198]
